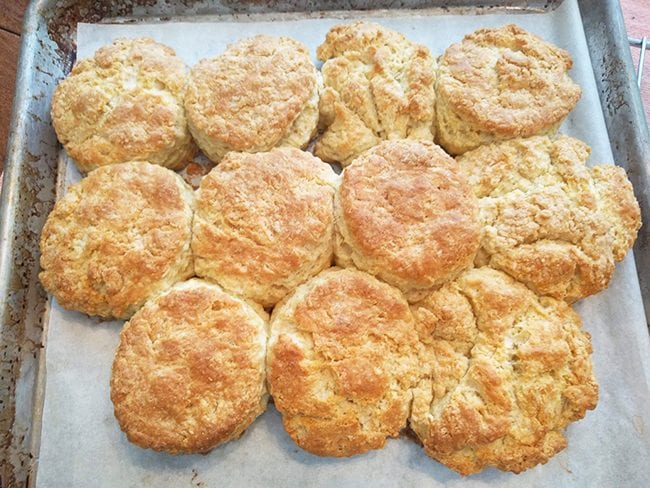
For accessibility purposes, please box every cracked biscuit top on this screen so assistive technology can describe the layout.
[192,148,338,308]
[185,35,321,163]
[267,268,419,457]
[335,140,480,301]
[39,162,195,319]
[315,21,436,165]
[435,24,581,155]
[457,135,641,302]
[51,37,196,172]
[111,279,268,454]
[410,267,598,475]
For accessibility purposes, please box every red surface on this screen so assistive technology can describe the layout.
[621,0,650,125]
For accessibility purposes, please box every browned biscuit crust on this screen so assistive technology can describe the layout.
[185,35,320,162]
[335,140,480,301]
[111,279,268,454]
[39,162,195,319]
[591,164,642,261]
[51,37,196,172]
[192,148,338,308]
[436,24,581,155]
[410,267,598,475]
[267,268,419,457]
[315,21,436,166]
[457,135,641,302]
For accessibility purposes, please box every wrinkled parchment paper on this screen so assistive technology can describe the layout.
[36,1,650,486]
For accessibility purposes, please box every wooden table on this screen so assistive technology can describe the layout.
[0,0,648,177]
[0,0,28,175]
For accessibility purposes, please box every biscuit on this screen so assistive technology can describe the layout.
[435,24,581,155]
[192,148,338,308]
[267,268,419,457]
[335,140,480,301]
[184,35,321,163]
[315,21,436,166]
[39,162,195,319]
[111,279,268,454]
[409,267,598,475]
[51,37,196,172]
[457,135,641,302]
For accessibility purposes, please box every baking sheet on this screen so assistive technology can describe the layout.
[35,1,650,486]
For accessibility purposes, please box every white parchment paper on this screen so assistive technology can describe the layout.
[36,1,650,486]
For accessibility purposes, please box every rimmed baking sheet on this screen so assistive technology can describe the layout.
[34,0,650,486]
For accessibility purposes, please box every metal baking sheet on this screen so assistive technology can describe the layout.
[32,1,650,486]
[0,0,649,487]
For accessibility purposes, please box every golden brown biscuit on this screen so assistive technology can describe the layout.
[51,38,196,172]
[184,35,320,163]
[39,162,194,319]
[591,164,642,261]
[457,135,641,302]
[267,268,419,457]
[436,24,581,155]
[192,148,338,308]
[335,140,480,301]
[409,267,598,476]
[315,21,436,166]
[111,279,268,454]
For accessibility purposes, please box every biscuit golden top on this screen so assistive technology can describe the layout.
[184,35,317,153]
[267,268,419,457]
[337,140,480,299]
[437,24,581,136]
[39,162,195,319]
[110,279,268,454]
[51,37,192,171]
[192,148,338,307]
[410,267,598,475]
[315,21,436,165]
[457,135,641,302]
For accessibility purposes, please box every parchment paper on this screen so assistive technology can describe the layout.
[36,1,650,486]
